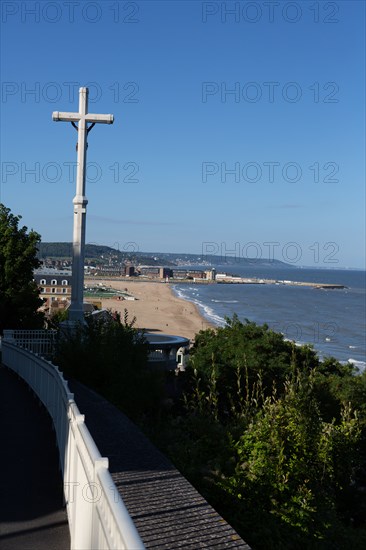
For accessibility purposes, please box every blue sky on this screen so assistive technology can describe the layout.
[1,0,365,268]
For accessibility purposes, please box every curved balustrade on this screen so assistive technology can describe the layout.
[3,329,57,357]
[2,337,145,550]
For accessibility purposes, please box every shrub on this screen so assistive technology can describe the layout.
[54,310,164,419]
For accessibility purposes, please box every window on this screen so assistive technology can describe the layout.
[51,279,57,285]
[62,288,67,294]
[61,280,68,286]
[40,279,46,285]
[51,288,56,293]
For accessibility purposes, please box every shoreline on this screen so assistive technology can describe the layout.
[86,279,215,341]
[84,278,365,370]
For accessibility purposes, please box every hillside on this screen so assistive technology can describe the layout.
[38,242,292,268]
[37,242,175,266]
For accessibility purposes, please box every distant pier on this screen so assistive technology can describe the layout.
[217,277,346,289]
[85,275,346,290]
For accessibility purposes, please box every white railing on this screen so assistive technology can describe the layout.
[3,329,57,357]
[1,339,145,550]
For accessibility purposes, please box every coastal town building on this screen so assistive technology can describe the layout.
[137,266,174,279]
[138,266,161,278]
[205,268,216,281]
[125,265,135,277]
[186,270,205,279]
[36,262,218,291]
[159,267,173,279]
[34,269,72,305]
[170,268,216,281]
[171,269,188,279]
[87,266,125,277]
[34,270,106,314]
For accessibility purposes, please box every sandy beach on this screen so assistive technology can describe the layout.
[85,279,214,341]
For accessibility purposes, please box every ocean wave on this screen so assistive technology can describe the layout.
[173,287,188,300]
[284,338,305,347]
[211,299,239,304]
[280,339,366,371]
[172,286,225,326]
[347,358,366,372]
[198,303,226,326]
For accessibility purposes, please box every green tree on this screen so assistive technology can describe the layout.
[190,316,319,411]
[148,318,366,549]
[54,311,163,419]
[0,204,44,334]
[157,366,366,549]
[219,375,364,549]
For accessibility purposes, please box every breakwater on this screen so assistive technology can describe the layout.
[217,277,346,289]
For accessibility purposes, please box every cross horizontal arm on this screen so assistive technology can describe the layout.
[85,113,114,124]
[52,112,81,122]
[52,112,114,124]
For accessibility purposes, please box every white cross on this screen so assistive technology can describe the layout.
[52,87,114,323]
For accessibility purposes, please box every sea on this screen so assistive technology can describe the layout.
[173,266,366,372]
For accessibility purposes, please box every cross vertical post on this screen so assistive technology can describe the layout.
[52,87,114,323]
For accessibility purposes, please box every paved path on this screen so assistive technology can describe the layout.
[70,380,251,550]
[0,365,70,550]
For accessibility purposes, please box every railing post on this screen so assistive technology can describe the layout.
[91,457,109,548]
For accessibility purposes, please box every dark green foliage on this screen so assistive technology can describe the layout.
[54,311,164,419]
[144,317,366,549]
[38,241,73,259]
[47,308,69,328]
[314,359,366,423]
[219,376,363,548]
[0,204,44,334]
[190,315,318,412]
